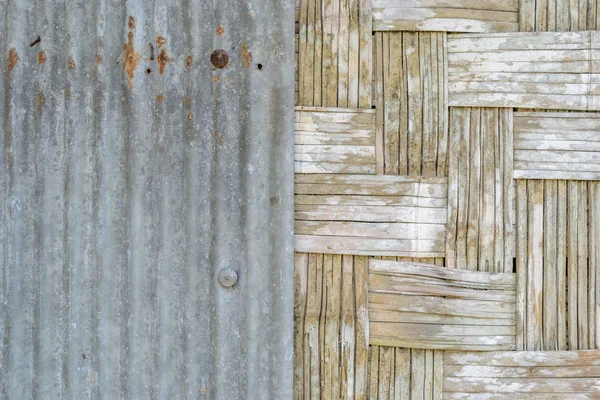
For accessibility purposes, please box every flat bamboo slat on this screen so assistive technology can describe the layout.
[295,174,447,257]
[294,253,368,400]
[369,345,442,400]
[446,107,515,273]
[447,31,600,110]
[516,179,599,351]
[520,0,600,31]
[369,259,517,351]
[375,32,448,177]
[514,112,600,180]
[294,107,377,174]
[444,350,600,398]
[298,0,372,108]
[373,0,519,32]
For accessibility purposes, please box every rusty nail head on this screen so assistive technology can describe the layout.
[211,49,229,69]
[218,267,238,288]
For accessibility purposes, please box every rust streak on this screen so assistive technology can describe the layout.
[37,93,45,112]
[123,29,141,90]
[186,55,192,70]
[241,43,252,68]
[128,16,136,29]
[8,48,18,72]
[216,26,224,36]
[68,56,76,70]
[156,36,170,75]
[37,51,47,64]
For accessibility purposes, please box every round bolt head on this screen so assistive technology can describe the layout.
[210,49,229,69]
[218,267,238,288]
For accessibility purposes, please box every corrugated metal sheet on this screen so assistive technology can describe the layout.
[0,0,294,398]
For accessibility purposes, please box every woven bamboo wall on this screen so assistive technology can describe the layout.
[294,0,600,398]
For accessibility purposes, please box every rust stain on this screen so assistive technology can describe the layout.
[241,43,252,68]
[216,26,224,36]
[156,95,164,102]
[187,114,192,120]
[128,15,136,29]
[8,48,18,72]
[185,55,193,70]
[96,55,102,64]
[37,93,45,112]
[156,36,171,75]
[68,56,76,70]
[123,26,141,90]
[37,51,47,64]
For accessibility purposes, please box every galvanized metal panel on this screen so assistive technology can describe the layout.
[0,0,294,398]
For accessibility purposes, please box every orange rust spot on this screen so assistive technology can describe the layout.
[157,49,170,74]
[38,93,45,112]
[185,55,192,70]
[97,55,102,64]
[216,26,224,36]
[187,114,192,120]
[68,56,76,70]
[123,31,141,90]
[183,98,190,104]
[156,95,164,102]
[128,16,136,29]
[8,48,18,72]
[241,43,252,68]
[37,51,47,64]
[155,36,170,74]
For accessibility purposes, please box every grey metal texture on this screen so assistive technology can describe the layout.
[0,0,294,398]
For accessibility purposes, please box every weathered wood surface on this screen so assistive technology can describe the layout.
[369,346,442,400]
[520,0,600,31]
[446,107,515,272]
[294,107,377,174]
[448,31,600,110]
[514,112,600,180]
[297,0,372,108]
[373,0,519,33]
[294,253,369,400]
[374,32,448,176]
[444,350,600,398]
[295,174,448,256]
[369,259,517,350]
[516,179,600,351]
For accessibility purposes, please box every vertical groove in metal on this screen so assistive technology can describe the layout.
[0,0,294,398]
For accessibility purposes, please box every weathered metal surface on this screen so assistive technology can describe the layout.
[0,0,294,399]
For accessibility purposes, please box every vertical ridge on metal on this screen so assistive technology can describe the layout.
[0,0,294,398]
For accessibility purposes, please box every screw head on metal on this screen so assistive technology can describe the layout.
[218,267,238,288]
[211,49,229,69]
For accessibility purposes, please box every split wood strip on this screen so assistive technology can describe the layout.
[368,345,442,400]
[293,253,368,400]
[294,107,377,174]
[295,174,447,257]
[447,31,600,111]
[444,350,600,398]
[298,0,372,108]
[514,112,600,180]
[373,0,519,32]
[516,179,599,351]
[446,107,515,273]
[520,0,600,31]
[369,259,517,351]
[374,32,449,177]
